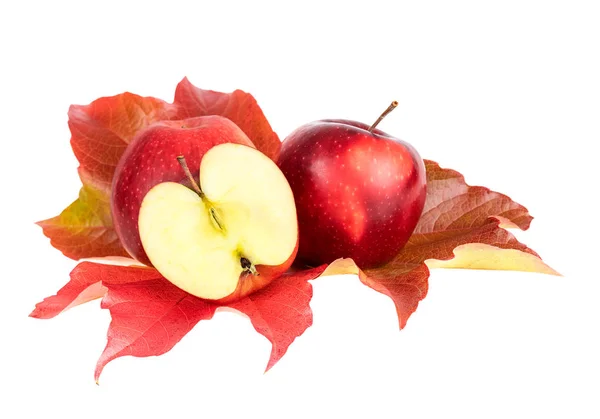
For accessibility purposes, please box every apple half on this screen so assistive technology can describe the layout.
[138,143,298,301]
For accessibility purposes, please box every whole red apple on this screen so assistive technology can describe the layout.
[111,115,255,266]
[278,103,426,268]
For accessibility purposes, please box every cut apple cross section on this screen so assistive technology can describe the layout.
[138,143,298,300]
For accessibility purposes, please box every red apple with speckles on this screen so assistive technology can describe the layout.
[278,102,427,268]
[111,115,255,266]
[112,115,300,302]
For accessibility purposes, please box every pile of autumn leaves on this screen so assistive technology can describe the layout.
[31,78,557,382]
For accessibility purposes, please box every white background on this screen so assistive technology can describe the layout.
[1,1,599,418]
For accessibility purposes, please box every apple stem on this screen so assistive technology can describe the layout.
[368,101,399,133]
[176,156,205,199]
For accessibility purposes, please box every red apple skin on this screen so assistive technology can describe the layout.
[216,237,299,304]
[111,115,255,266]
[278,119,427,269]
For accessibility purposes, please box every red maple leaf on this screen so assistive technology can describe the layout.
[31,262,326,381]
[32,82,557,381]
[37,79,280,261]
[323,160,558,328]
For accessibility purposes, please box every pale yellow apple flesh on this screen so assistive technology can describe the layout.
[138,143,298,300]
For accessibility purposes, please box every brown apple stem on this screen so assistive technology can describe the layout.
[368,101,399,133]
[176,156,205,199]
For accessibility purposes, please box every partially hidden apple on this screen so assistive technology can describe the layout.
[111,115,298,301]
[278,102,426,269]
[112,115,255,266]
[138,143,298,301]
